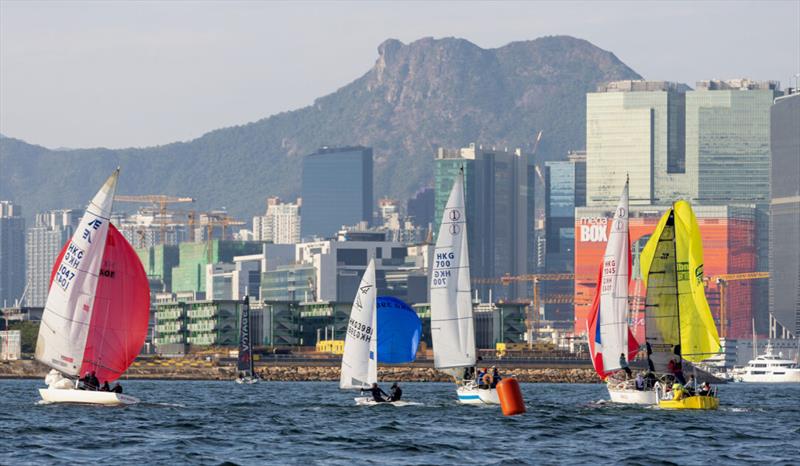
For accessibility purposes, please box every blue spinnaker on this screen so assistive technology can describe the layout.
[377,296,422,364]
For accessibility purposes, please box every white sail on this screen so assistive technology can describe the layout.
[35,170,119,376]
[430,172,476,369]
[339,259,378,389]
[598,180,631,371]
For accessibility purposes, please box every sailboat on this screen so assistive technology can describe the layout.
[586,180,648,404]
[430,169,499,405]
[640,200,721,410]
[340,259,379,404]
[235,296,259,384]
[36,169,150,405]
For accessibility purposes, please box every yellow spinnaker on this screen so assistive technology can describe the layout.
[640,201,720,363]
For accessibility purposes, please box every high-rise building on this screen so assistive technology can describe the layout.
[25,209,82,306]
[585,78,781,332]
[542,152,585,323]
[406,187,435,230]
[301,146,373,239]
[586,80,690,206]
[0,201,25,306]
[253,197,301,244]
[769,90,800,336]
[586,79,780,206]
[434,143,531,299]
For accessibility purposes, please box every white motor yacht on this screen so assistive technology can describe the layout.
[738,344,800,383]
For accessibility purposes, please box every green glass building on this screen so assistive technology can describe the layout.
[171,240,263,295]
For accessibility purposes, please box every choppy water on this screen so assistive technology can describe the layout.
[1,379,798,465]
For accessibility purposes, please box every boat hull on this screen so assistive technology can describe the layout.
[457,385,500,405]
[658,395,719,410]
[607,385,657,405]
[354,397,419,406]
[39,388,139,406]
[235,376,260,384]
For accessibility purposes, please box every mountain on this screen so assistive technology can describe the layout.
[0,35,641,222]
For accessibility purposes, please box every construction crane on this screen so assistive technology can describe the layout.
[200,212,246,262]
[474,273,574,348]
[115,195,195,245]
[706,272,769,339]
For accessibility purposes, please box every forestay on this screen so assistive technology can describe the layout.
[430,172,476,369]
[340,259,378,389]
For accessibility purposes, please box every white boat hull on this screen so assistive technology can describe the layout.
[235,376,260,384]
[354,397,420,406]
[39,388,139,405]
[457,385,500,405]
[740,371,800,383]
[606,385,657,405]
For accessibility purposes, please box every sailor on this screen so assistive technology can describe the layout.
[476,368,487,387]
[361,383,389,402]
[668,358,687,385]
[112,382,123,394]
[84,371,99,390]
[490,366,501,388]
[685,375,698,394]
[480,369,492,389]
[672,383,685,401]
[619,353,633,378]
[635,373,645,391]
[698,382,712,397]
[645,342,656,372]
[388,382,403,402]
[101,381,111,392]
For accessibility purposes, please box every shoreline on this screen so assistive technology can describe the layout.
[0,358,602,383]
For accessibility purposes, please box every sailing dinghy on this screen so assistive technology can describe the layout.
[340,260,380,404]
[235,296,260,384]
[36,170,150,405]
[430,169,498,405]
[586,180,649,404]
[640,201,721,410]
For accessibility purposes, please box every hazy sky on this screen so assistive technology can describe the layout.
[1,0,798,149]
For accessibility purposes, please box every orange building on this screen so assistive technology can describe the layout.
[574,205,757,339]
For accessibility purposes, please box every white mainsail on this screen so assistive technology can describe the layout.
[339,259,378,389]
[598,180,631,371]
[35,170,119,376]
[430,171,476,369]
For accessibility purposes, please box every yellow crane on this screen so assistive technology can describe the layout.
[707,272,769,338]
[115,195,195,245]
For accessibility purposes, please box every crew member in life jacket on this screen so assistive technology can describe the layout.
[388,382,402,402]
[361,383,389,402]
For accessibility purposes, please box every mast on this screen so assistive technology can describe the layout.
[671,204,682,365]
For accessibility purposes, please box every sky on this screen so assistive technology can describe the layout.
[1,0,798,149]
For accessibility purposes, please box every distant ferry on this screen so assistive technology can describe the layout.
[737,344,800,383]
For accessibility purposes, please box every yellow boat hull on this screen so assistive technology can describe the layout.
[658,395,719,410]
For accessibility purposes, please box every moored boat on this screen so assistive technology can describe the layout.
[738,343,800,383]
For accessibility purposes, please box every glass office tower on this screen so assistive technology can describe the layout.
[300,147,373,239]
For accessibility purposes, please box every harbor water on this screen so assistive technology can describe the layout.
[1,380,798,464]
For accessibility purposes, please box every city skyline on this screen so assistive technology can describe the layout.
[1,1,798,149]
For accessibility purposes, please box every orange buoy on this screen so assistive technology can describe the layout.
[496,378,526,416]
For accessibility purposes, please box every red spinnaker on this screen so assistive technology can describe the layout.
[81,224,150,383]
